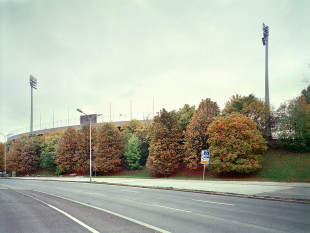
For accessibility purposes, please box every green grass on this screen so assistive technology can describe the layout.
[257,149,310,182]
[103,149,310,182]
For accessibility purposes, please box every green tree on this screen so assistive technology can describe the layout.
[276,96,310,152]
[223,94,272,138]
[301,85,310,104]
[95,122,123,173]
[146,108,183,176]
[40,131,62,170]
[124,135,142,170]
[174,104,196,133]
[121,120,150,167]
[207,113,267,173]
[73,125,96,172]
[55,127,77,174]
[183,98,220,169]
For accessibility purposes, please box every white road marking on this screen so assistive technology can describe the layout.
[34,190,171,233]
[192,199,235,206]
[152,204,192,213]
[14,190,100,233]
[121,189,140,193]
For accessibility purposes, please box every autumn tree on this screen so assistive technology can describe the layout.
[55,127,77,174]
[0,142,4,171]
[183,98,220,169]
[124,135,142,170]
[207,113,267,173]
[6,135,41,174]
[95,122,123,173]
[146,108,183,176]
[276,95,310,152]
[40,130,62,170]
[73,125,96,172]
[223,94,272,138]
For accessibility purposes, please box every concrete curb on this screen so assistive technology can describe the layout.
[6,177,310,204]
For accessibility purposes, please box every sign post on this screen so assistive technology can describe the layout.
[201,150,210,180]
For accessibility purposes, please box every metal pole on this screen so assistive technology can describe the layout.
[4,137,6,174]
[30,87,33,133]
[89,117,92,182]
[203,164,206,180]
[265,34,269,108]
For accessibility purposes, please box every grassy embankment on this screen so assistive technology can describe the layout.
[35,149,310,182]
[108,149,310,182]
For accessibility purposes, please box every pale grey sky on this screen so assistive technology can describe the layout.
[1,0,309,140]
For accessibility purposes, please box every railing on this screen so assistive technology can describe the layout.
[8,112,154,139]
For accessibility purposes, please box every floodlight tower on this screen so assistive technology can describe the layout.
[262,23,270,109]
[30,75,37,133]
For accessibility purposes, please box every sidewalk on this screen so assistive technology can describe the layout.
[8,176,310,201]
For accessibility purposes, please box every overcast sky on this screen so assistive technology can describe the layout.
[1,0,309,141]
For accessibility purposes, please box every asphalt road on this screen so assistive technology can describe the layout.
[0,179,309,233]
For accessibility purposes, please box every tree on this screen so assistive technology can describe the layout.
[183,98,220,169]
[301,85,310,104]
[73,125,96,172]
[207,113,267,173]
[40,130,62,170]
[174,104,196,133]
[124,135,142,170]
[0,142,4,171]
[6,135,41,174]
[276,96,310,152]
[121,120,150,167]
[55,127,77,174]
[95,122,123,173]
[223,94,272,138]
[146,108,183,176]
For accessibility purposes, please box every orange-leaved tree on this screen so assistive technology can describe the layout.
[207,113,267,173]
[6,135,41,174]
[95,122,123,173]
[183,98,220,169]
[73,124,96,172]
[55,127,77,174]
[146,108,183,176]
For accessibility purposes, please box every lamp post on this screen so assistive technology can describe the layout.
[0,132,8,175]
[76,108,102,181]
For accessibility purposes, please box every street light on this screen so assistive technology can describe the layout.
[0,132,8,175]
[76,108,102,181]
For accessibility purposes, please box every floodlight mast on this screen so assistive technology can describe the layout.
[29,75,37,133]
[262,23,270,109]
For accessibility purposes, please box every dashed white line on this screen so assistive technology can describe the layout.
[192,199,235,206]
[152,204,192,213]
[121,189,140,193]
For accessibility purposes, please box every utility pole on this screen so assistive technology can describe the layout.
[29,75,37,133]
[262,23,270,109]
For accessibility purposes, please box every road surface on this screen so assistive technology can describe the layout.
[0,179,309,233]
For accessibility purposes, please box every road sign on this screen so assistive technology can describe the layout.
[201,150,210,164]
